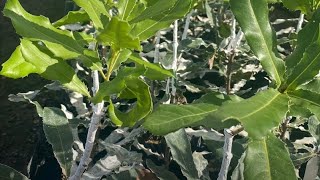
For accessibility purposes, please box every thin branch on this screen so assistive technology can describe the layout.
[70,43,105,180]
[296,13,304,33]
[217,129,234,180]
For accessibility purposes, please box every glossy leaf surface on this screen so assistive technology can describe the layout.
[3,0,102,71]
[42,107,73,176]
[53,10,90,27]
[230,0,285,87]
[243,134,297,180]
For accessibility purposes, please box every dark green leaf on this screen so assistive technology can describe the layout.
[0,164,28,180]
[42,107,73,176]
[202,89,289,139]
[230,0,285,87]
[53,10,90,27]
[165,129,199,179]
[243,134,297,180]
[143,93,236,135]
[146,160,178,180]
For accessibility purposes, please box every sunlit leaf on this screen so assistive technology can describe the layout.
[53,10,90,27]
[42,107,73,176]
[130,0,195,40]
[3,0,102,71]
[230,0,285,87]
[20,39,91,97]
[243,133,297,180]
[72,0,110,30]
[97,17,141,51]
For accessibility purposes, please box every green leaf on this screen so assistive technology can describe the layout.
[0,46,37,78]
[3,0,102,71]
[284,10,320,78]
[112,77,153,127]
[130,0,195,40]
[116,0,145,21]
[92,67,146,103]
[203,89,289,139]
[0,164,28,180]
[285,32,320,91]
[230,0,285,87]
[282,0,310,14]
[72,0,110,30]
[53,10,90,27]
[108,49,132,73]
[97,17,141,51]
[243,134,297,180]
[146,160,179,180]
[42,107,73,176]
[20,39,91,97]
[165,129,199,179]
[143,93,237,135]
[300,77,320,93]
[129,54,174,80]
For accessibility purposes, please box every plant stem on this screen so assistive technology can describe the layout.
[296,13,304,33]
[70,70,104,180]
[225,52,236,95]
[217,129,234,180]
[171,20,179,96]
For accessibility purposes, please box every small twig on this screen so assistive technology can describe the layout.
[280,116,291,141]
[225,52,236,95]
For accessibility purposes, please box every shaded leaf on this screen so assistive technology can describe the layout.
[243,134,297,180]
[143,93,236,135]
[284,10,320,79]
[97,17,141,51]
[53,10,90,27]
[300,77,320,93]
[0,164,28,180]
[165,129,199,179]
[230,0,285,87]
[42,107,73,176]
[146,160,178,180]
[285,33,320,91]
[303,156,320,180]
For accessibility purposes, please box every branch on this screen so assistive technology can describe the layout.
[296,13,304,33]
[70,43,105,180]
[217,129,235,180]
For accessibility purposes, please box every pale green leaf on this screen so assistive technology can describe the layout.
[143,93,237,135]
[288,89,320,108]
[129,54,174,80]
[53,10,90,27]
[203,89,289,139]
[108,49,132,73]
[165,129,199,179]
[0,46,37,78]
[230,0,285,87]
[3,0,102,71]
[130,0,195,40]
[116,0,145,21]
[97,17,141,51]
[72,0,110,30]
[20,39,91,97]
[0,164,28,180]
[300,77,320,93]
[243,134,297,180]
[42,107,73,176]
